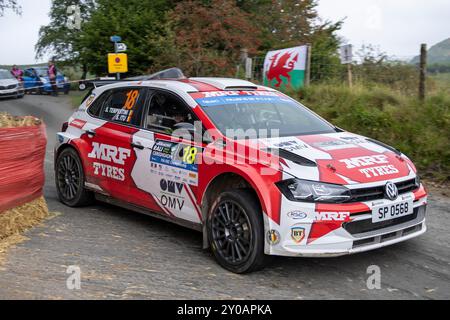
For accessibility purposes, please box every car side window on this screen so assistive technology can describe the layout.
[146,91,195,135]
[99,88,146,126]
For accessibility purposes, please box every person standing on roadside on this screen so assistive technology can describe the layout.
[10,65,23,81]
[48,60,58,96]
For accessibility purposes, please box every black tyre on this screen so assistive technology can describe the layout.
[207,189,268,273]
[55,148,93,207]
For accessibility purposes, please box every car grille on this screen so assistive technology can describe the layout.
[343,206,421,235]
[347,178,418,203]
[0,84,17,90]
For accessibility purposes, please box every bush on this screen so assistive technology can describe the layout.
[292,84,450,182]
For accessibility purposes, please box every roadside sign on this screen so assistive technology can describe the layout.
[108,53,128,73]
[340,44,353,64]
[115,43,127,52]
[110,35,122,43]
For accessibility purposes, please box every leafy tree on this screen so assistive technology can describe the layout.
[35,0,95,78]
[79,0,173,76]
[0,0,21,16]
[169,0,260,76]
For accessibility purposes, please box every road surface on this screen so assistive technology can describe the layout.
[0,94,449,300]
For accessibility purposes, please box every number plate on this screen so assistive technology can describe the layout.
[372,200,414,223]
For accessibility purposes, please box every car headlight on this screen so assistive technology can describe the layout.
[277,179,351,203]
[415,175,421,189]
[40,77,48,84]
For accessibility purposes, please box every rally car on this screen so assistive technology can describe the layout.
[54,74,427,273]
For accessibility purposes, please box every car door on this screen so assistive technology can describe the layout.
[22,69,38,91]
[128,89,204,225]
[81,87,148,203]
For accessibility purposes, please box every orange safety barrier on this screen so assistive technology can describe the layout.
[0,123,47,213]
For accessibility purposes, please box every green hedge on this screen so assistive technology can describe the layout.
[293,84,450,182]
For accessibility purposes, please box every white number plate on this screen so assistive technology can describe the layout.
[372,200,414,223]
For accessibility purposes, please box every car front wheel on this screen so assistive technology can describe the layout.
[207,189,268,273]
[55,148,93,207]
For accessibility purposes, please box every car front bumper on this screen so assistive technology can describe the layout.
[264,185,428,257]
[0,88,22,97]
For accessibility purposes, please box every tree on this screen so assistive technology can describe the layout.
[35,0,95,78]
[78,0,173,76]
[170,0,259,76]
[238,0,343,82]
[0,0,21,16]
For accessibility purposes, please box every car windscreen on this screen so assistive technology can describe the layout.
[196,93,336,138]
[0,70,14,80]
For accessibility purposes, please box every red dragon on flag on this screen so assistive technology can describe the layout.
[263,45,308,90]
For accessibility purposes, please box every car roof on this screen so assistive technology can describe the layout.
[96,77,277,94]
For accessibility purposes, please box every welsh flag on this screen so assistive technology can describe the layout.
[263,45,308,90]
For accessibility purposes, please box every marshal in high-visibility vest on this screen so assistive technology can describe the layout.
[108,53,128,73]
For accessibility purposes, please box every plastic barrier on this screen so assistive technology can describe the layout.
[0,123,47,213]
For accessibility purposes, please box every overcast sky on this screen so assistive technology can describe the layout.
[0,0,449,65]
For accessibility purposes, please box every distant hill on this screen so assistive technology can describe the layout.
[411,38,450,65]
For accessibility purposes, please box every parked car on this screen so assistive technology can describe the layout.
[0,69,24,99]
[54,74,428,273]
[22,67,70,95]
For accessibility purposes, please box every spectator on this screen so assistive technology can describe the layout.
[10,65,23,81]
[48,61,58,97]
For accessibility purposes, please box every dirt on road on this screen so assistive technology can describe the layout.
[0,94,449,300]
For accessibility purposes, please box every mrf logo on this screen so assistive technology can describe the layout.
[315,212,351,222]
[88,142,131,165]
[339,155,399,178]
[160,179,184,211]
[88,143,131,181]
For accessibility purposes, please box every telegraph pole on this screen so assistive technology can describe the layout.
[419,43,427,101]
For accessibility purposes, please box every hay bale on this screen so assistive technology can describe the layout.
[0,196,49,241]
[0,113,42,128]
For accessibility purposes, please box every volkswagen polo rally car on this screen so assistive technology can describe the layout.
[55,73,427,273]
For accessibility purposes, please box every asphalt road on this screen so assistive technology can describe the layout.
[0,94,449,300]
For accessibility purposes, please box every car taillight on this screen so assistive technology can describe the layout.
[61,122,69,132]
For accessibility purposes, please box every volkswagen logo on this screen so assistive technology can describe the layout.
[385,181,399,201]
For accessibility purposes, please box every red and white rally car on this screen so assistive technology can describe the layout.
[55,74,427,273]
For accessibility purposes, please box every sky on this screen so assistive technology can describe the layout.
[0,0,449,65]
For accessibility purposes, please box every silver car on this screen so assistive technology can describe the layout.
[0,69,25,99]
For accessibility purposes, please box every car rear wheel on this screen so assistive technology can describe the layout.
[207,189,268,274]
[55,148,93,207]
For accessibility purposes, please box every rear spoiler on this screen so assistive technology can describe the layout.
[78,68,185,91]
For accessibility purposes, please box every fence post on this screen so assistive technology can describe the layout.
[419,43,427,101]
[347,63,353,88]
[305,44,312,86]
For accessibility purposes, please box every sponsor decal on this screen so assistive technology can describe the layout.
[57,134,64,143]
[315,212,351,222]
[88,142,131,181]
[273,140,308,152]
[70,119,87,130]
[85,94,96,107]
[287,211,308,220]
[150,140,199,173]
[160,179,185,211]
[314,140,355,151]
[197,95,290,107]
[339,155,399,178]
[291,226,306,244]
[266,230,281,245]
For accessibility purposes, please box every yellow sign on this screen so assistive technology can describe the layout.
[108,53,128,73]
